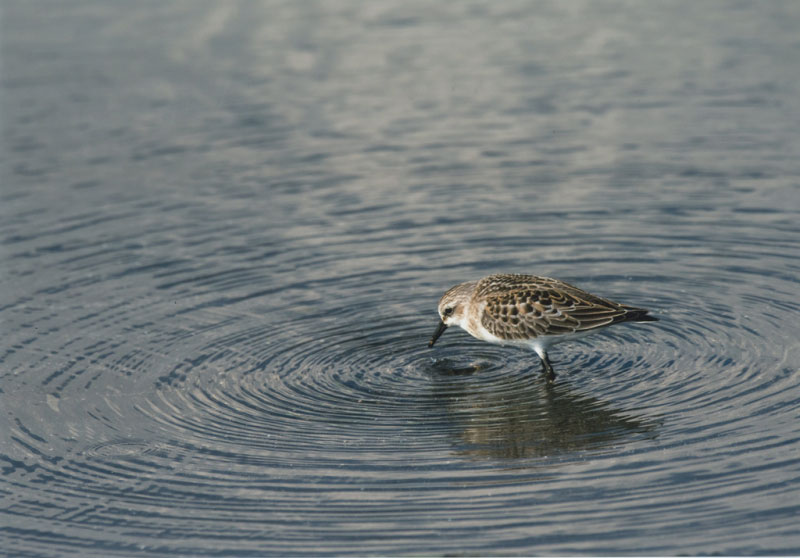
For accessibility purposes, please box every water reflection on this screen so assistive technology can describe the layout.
[430,358,656,460]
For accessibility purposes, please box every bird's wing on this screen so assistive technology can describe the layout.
[478,275,629,340]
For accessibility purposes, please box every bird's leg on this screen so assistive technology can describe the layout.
[539,353,556,383]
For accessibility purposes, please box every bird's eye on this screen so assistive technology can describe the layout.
[443,307,454,316]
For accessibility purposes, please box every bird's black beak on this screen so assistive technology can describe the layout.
[428,320,448,348]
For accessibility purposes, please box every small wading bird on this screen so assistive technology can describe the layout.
[428,274,658,382]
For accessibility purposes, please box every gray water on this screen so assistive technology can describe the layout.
[2,1,800,556]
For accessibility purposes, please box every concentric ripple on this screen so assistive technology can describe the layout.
[4,194,800,555]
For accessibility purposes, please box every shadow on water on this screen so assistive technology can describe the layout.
[428,358,658,461]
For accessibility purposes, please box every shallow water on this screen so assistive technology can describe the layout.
[2,1,800,556]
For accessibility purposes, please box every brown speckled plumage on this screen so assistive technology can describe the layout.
[476,274,652,340]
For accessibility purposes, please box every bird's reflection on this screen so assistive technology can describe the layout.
[429,357,658,460]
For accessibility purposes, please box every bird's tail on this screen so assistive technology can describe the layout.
[624,307,659,322]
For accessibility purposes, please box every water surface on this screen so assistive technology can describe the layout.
[2,1,800,556]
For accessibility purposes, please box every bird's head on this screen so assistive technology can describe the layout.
[428,281,476,347]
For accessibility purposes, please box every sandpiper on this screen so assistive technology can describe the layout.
[428,274,657,381]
